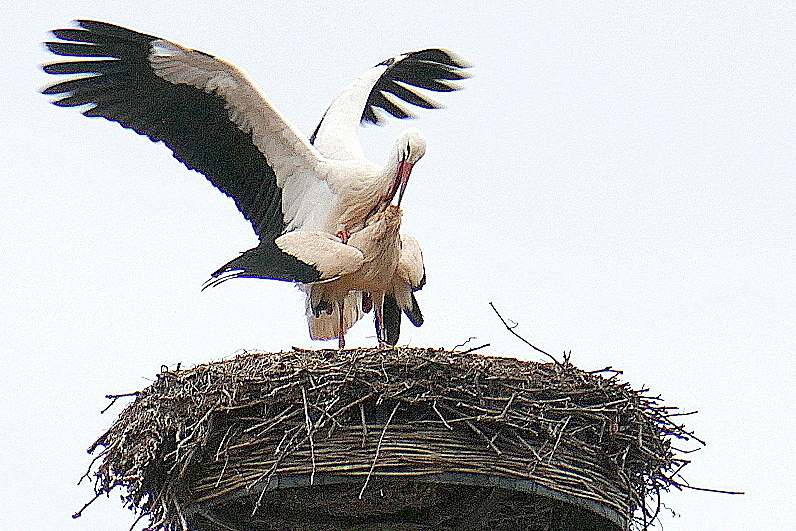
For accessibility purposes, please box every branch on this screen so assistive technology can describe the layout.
[101,392,140,414]
[460,343,490,355]
[668,480,744,495]
[488,302,562,366]
[72,491,103,519]
[359,402,399,499]
[452,337,478,350]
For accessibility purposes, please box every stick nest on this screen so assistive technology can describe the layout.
[84,348,697,530]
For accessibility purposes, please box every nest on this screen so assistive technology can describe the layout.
[83,348,697,530]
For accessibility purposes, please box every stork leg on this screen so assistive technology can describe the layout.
[362,292,373,313]
[336,230,350,244]
[373,293,387,347]
[337,300,346,349]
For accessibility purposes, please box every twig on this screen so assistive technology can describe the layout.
[460,343,490,355]
[173,492,189,531]
[465,420,502,455]
[499,392,517,418]
[488,302,561,366]
[301,387,316,485]
[291,346,314,352]
[359,402,368,447]
[452,337,477,350]
[359,402,399,499]
[126,510,148,531]
[546,416,571,464]
[432,400,453,430]
[77,450,105,485]
[101,392,139,414]
[668,480,744,495]
[72,491,103,519]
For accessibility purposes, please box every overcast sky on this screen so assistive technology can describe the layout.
[2,1,794,529]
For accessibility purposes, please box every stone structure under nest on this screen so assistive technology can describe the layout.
[82,348,697,530]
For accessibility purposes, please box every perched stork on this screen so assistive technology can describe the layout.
[259,205,419,348]
[42,20,467,345]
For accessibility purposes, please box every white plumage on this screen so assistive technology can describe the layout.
[279,206,424,348]
[43,20,466,346]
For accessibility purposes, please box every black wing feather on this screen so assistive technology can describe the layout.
[42,20,285,238]
[363,48,470,125]
[310,47,469,141]
[204,237,324,289]
[382,294,402,346]
[383,81,438,109]
[404,292,424,327]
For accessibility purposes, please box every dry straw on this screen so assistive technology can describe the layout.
[81,348,699,530]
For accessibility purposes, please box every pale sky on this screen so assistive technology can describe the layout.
[2,1,794,529]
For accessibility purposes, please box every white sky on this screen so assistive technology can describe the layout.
[2,1,794,529]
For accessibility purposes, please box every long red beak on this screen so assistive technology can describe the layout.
[396,161,413,206]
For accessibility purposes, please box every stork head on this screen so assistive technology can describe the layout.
[383,128,426,209]
[396,127,427,165]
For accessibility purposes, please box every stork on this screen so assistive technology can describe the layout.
[42,20,467,345]
[257,205,422,348]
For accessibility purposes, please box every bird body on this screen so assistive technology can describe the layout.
[43,20,467,346]
[315,207,403,300]
[273,206,421,348]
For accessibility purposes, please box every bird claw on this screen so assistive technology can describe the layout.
[362,292,373,313]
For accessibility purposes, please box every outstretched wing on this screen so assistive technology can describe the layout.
[42,20,329,239]
[309,48,470,161]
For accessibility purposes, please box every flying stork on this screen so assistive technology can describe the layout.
[42,20,467,346]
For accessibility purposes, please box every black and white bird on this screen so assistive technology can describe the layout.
[271,205,424,348]
[42,20,467,346]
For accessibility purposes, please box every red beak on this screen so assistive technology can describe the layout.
[396,161,413,206]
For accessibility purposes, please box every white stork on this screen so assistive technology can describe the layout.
[270,205,424,348]
[42,20,467,345]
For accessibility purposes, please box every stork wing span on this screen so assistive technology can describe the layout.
[309,48,470,161]
[42,20,328,239]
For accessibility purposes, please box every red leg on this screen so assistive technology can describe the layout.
[373,293,386,347]
[336,230,350,244]
[362,292,373,313]
[337,300,346,349]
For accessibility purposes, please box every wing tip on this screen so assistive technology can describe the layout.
[201,270,240,291]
